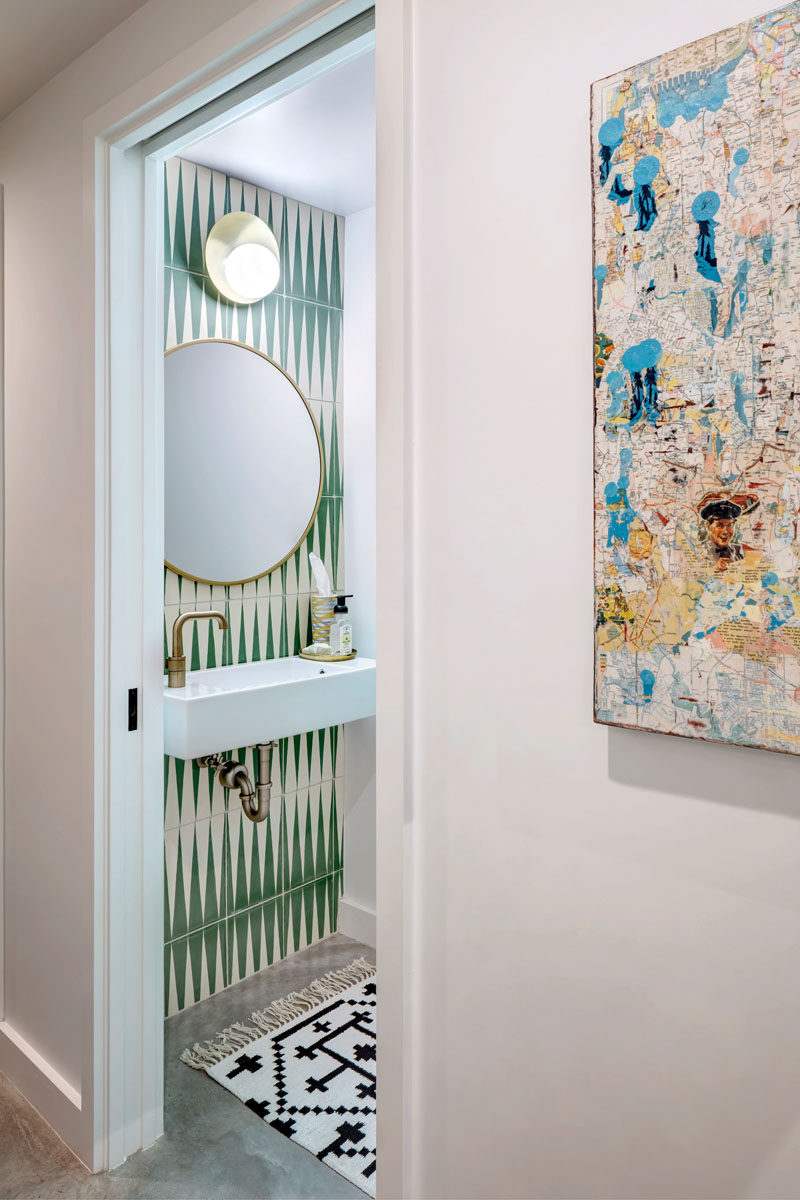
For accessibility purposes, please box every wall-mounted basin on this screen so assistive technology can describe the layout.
[163,655,376,759]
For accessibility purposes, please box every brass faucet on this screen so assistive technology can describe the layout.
[166,610,228,687]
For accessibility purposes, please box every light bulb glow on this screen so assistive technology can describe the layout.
[223,243,280,301]
[205,212,280,304]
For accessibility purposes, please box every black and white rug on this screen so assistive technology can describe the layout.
[181,958,377,1196]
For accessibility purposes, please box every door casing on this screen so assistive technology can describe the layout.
[88,3,414,1193]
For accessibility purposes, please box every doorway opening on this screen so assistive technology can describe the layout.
[90,0,413,1187]
[157,40,377,1196]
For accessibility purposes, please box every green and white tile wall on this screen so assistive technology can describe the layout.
[164,157,345,1016]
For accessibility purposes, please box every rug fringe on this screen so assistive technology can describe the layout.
[180,956,376,1070]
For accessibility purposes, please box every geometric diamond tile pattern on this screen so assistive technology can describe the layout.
[164,157,346,1015]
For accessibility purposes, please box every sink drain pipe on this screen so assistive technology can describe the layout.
[195,741,276,823]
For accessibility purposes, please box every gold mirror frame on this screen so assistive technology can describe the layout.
[164,339,324,586]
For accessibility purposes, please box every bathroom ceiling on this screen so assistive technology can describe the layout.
[0,0,151,120]
[187,51,375,216]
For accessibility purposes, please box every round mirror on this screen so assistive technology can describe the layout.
[164,340,323,585]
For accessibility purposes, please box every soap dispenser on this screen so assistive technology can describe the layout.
[329,595,353,655]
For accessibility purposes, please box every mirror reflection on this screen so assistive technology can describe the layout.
[164,340,323,584]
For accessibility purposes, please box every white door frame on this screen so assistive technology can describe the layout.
[88,1,413,1191]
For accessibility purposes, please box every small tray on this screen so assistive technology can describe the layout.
[298,647,358,663]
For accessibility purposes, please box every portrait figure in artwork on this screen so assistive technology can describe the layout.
[697,491,759,571]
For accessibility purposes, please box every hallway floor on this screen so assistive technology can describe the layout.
[1,934,373,1199]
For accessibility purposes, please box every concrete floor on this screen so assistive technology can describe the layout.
[1,934,375,1199]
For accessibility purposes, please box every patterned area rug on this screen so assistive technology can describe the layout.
[181,958,377,1196]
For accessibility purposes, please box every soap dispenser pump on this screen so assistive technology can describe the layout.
[329,595,353,656]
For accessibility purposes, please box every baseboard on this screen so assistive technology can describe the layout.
[0,1020,89,1165]
[339,897,376,947]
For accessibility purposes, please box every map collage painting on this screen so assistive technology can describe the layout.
[592,4,800,754]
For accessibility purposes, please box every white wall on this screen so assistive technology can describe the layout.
[0,0,314,1166]
[343,204,376,943]
[404,2,800,1198]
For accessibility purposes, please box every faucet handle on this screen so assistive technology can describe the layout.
[166,652,188,689]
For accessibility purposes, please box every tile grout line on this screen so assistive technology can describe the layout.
[166,264,344,314]
[164,769,345,831]
[165,870,343,947]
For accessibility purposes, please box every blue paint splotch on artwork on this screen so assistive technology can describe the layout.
[640,669,656,702]
[598,116,624,185]
[731,369,752,431]
[706,287,719,333]
[608,174,632,205]
[722,260,750,337]
[764,590,794,630]
[760,234,774,265]
[692,190,722,282]
[656,55,744,126]
[605,446,636,546]
[728,145,749,196]
[605,483,635,544]
[621,338,663,424]
[594,263,608,307]
[605,369,627,428]
[640,278,657,312]
[633,156,660,231]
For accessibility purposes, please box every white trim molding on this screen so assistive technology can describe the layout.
[375,2,416,1197]
[0,1022,81,1110]
[340,898,377,947]
[0,183,4,1035]
[0,1023,85,1158]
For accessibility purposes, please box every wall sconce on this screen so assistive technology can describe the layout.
[204,211,280,304]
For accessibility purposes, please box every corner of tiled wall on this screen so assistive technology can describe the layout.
[163,156,346,1016]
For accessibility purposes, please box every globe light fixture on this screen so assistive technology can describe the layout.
[204,211,280,304]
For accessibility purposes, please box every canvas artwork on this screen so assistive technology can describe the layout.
[592,4,800,754]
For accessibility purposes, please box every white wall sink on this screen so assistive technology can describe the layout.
[163,655,376,759]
